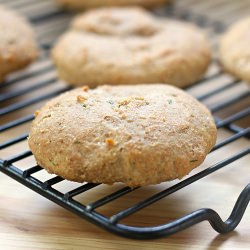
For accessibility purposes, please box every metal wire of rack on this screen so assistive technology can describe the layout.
[0,0,249,240]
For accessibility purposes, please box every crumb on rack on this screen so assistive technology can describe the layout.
[34,111,39,117]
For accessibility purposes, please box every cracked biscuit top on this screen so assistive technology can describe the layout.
[52,7,211,88]
[29,84,217,187]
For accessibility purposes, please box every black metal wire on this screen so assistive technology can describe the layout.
[210,92,250,113]
[216,108,250,128]
[109,149,249,224]
[0,86,71,115]
[0,77,57,102]
[0,151,249,239]
[113,184,250,239]
[0,114,34,132]
[23,165,43,178]
[64,183,100,200]
[0,0,249,240]
[86,187,139,212]
[0,63,53,89]
[0,133,28,150]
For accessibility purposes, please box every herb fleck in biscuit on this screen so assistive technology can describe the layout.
[29,84,217,187]
[219,17,250,84]
[52,7,211,88]
[56,0,171,10]
[0,6,38,82]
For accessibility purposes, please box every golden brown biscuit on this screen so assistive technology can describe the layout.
[56,0,171,10]
[28,84,217,187]
[0,6,38,82]
[52,7,211,88]
[219,17,250,84]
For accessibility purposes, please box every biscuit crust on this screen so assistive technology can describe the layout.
[52,7,211,88]
[56,0,170,10]
[28,84,217,187]
[0,6,38,82]
[219,17,250,84]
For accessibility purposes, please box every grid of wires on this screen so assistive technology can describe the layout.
[0,0,249,239]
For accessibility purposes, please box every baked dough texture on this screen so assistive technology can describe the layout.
[219,17,250,84]
[0,6,38,82]
[52,7,211,88]
[56,0,170,10]
[28,84,217,187]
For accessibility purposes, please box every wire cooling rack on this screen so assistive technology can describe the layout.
[0,0,249,239]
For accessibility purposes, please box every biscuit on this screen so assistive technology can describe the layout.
[52,7,211,88]
[0,6,38,82]
[56,0,171,10]
[28,84,217,187]
[219,17,250,84]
